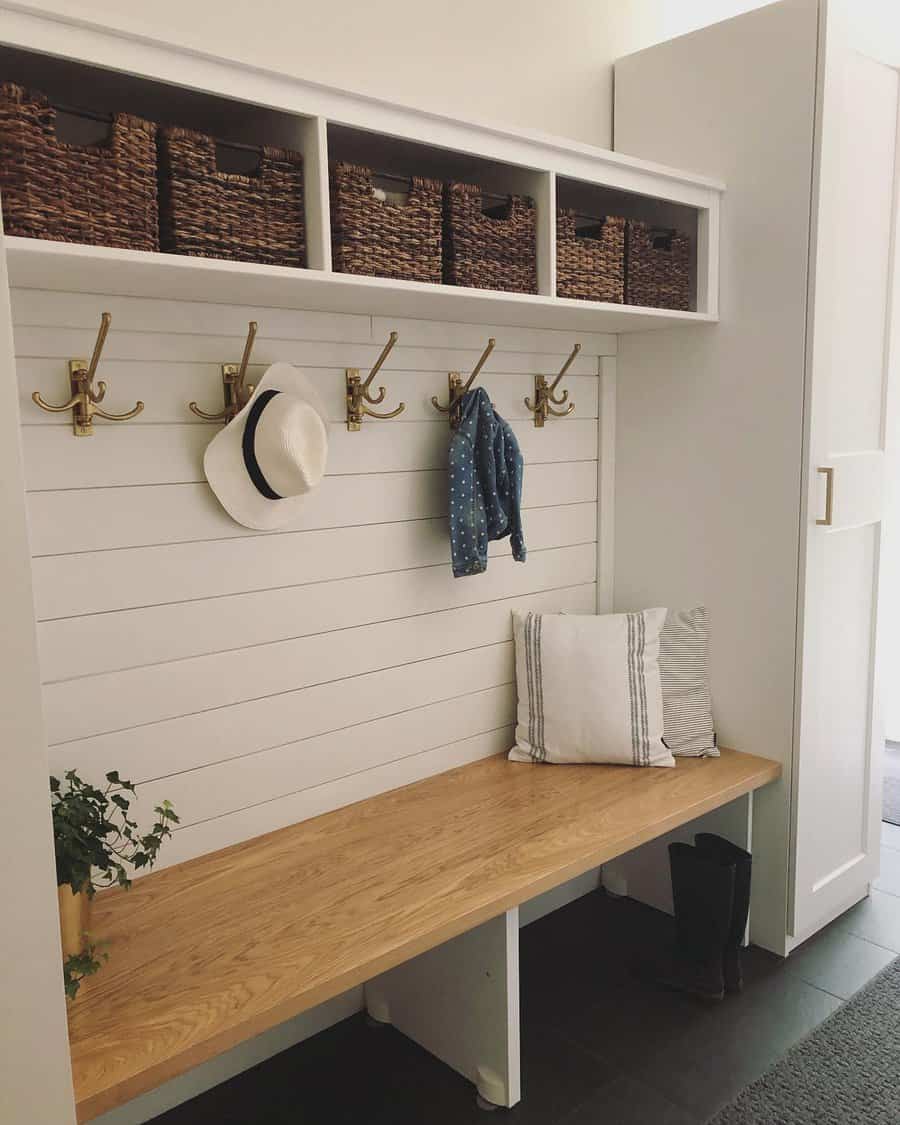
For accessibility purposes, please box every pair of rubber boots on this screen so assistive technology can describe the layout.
[655,833,752,1003]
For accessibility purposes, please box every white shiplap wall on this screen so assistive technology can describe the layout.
[15,288,612,870]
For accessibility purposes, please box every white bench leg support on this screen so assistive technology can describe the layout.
[364,908,521,1109]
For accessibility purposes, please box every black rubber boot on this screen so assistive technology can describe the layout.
[695,833,752,995]
[653,842,735,1002]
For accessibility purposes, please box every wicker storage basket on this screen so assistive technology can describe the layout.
[625,221,691,310]
[159,127,305,267]
[556,210,625,302]
[443,183,537,294]
[330,163,442,283]
[0,82,158,250]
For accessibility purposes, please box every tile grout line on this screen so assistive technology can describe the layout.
[838,926,900,956]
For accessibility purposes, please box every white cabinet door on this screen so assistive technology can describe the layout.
[792,40,899,940]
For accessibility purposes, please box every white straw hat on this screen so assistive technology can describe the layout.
[204,363,328,531]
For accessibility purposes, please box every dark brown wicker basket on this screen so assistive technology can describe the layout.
[625,221,691,310]
[159,126,305,267]
[443,183,537,294]
[330,163,442,283]
[0,82,158,250]
[556,210,625,302]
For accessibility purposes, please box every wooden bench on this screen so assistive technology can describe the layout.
[68,748,780,1121]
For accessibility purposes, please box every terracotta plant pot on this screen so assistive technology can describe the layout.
[58,884,91,960]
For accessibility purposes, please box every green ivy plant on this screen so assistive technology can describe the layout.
[51,769,179,998]
[52,770,179,896]
[63,942,108,1001]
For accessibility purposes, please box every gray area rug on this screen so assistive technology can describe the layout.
[708,954,900,1124]
[884,743,900,826]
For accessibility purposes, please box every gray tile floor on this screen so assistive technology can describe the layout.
[153,834,900,1125]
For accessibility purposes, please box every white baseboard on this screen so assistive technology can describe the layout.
[784,883,870,954]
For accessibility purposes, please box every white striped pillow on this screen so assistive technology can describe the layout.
[508,609,675,768]
[659,606,718,758]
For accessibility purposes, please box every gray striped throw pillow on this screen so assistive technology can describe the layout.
[659,606,718,758]
[508,608,675,768]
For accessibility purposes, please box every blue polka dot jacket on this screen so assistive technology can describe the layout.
[448,387,526,578]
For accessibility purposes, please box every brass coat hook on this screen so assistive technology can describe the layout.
[346,331,406,431]
[525,343,580,427]
[32,312,144,436]
[432,337,496,429]
[189,320,258,423]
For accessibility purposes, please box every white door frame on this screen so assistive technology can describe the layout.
[873,66,900,804]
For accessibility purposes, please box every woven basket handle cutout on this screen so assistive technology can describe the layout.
[650,228,676,252]
[50,105,114,153]
[574,217,610,240]
[371,173,413,209]
[481,196,514,223]
[214,141,264,181]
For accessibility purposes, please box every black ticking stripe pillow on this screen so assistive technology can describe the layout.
[659,606,718,758]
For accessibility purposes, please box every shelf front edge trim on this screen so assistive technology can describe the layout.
[5,240,718,333]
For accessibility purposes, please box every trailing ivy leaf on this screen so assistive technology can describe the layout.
[62,939,109,1000]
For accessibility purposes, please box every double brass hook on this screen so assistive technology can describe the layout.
[346,331,406,431]
[189,321,258,423]
[432,337,496,429]
[525,343,580,427]
[32,312,144,436]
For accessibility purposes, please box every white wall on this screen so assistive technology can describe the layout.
[17,291,607,867]
[0,231,76,1120]
[24,0,776,147]
[885,413,900,743]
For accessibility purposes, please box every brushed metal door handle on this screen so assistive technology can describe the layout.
[816,466,834,526]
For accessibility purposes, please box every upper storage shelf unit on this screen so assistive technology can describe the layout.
[0,5,723,333]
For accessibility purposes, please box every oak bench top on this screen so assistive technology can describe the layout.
[69,747,780,1120]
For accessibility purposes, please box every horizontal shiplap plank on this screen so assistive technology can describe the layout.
[18,360,599,425]
[44,583,594,749]
[22,423,201,490]
[135,684,516,830]
[10,290,616,356]
[372,315,617,356]
[10,289,373,342]
[50,642,513,789]
[34,504,597,619]
[23,419,598,489]
[39,542,596,685]
[154,727,515,871]
[26,461,598,554]
[13,326,600,376]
